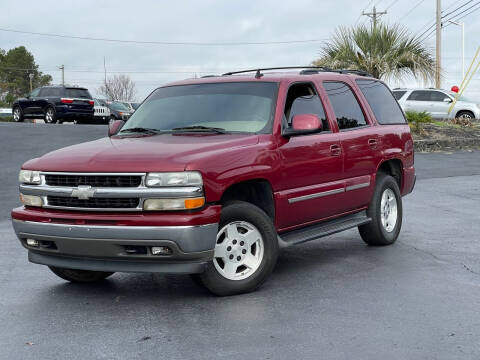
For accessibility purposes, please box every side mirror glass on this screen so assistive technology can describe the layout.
[108,120,125,137]
[283,114,322,136]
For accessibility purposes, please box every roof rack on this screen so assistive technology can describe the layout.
[221,66,373,78]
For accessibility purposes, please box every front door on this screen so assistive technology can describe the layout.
[21,88,41,116]
[276,82,344,230]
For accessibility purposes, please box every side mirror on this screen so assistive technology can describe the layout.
[283,114,322,136]
[108,120,125,137]
[443,98,453,103]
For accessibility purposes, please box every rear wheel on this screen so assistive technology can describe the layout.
[456,110,474,120]
[49,267,114,283]
[359,173,402,246]
[199,201,279,296]
[44,107,57,124]
[13,107,23,122]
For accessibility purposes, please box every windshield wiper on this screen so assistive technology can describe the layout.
[171,125,226,134]
[119,127,162,135]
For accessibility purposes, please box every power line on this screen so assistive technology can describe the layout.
[443,0,480,23]
[441,0,475,19]
[0,27,328,46]
[454,1,480,20]
[399,0,427,21]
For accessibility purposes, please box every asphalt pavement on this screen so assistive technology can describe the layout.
[0,122,479,359]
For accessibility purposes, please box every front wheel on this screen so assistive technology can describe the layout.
[49,267,114,283]
[359,173,403,246]
[13,107,24,122]
[198,201,279,296]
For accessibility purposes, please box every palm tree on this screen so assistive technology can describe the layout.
[312,23,435,81]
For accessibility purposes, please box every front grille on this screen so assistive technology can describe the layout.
[47,196,139,209]
[45,174,141,187]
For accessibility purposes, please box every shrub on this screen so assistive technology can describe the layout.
[405,110,432,132]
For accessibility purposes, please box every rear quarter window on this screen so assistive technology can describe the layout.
[392,91,407,100]
[356,80,406,125]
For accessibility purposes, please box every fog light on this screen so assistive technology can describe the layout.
[20,194,43,207]
[151,246,172,255]
[26,239,39,247]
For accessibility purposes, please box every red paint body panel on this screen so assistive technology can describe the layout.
[14,72,415,231]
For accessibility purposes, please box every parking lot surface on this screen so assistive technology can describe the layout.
[0,122,479,359]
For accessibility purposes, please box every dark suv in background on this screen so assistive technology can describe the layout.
[12,85,94,124]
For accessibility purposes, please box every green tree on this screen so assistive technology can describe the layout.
[312,23,435,81]
[0,46,52,106]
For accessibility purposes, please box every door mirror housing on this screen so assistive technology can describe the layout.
[283,114,322,136]
[443,98,453,103]
[108,120,125,137]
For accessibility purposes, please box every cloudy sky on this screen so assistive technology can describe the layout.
[2,0,479,100]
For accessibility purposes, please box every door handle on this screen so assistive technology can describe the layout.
[368,139,378,149]
[330,144,341,156]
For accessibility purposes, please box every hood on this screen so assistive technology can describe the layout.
[22,133,259,172]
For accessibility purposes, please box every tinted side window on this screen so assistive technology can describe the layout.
[284,83,329,131]
[323,81,366,130]
[356,80,406,125]
[392,91,406,100]
[407,91,430,101]
[30,88,40,97]
[430,91,450,102]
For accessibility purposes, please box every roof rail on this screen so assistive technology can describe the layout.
[221,66,373,78]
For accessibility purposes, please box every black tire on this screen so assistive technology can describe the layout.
[49,266,114,283]
[44,107,57,124]
[358,173,402,246]
[13,107,24,122]
[456,110,475,120]
[199,201,279,296]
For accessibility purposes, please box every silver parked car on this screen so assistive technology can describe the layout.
[393,88,480,120]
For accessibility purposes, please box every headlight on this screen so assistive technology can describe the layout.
[20,194,43,207]
[145,172,203,187]
[19,170,41,184]
[143,197,205,211]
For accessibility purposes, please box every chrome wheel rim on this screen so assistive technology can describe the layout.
[459,113,472,120]
[213,221,264,281]
[380,188,397,233]
[13,108,20,121]
[45,109,54,123]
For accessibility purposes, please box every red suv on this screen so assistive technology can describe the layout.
[12,67,415,296]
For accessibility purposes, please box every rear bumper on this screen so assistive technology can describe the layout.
[11,206,220,274]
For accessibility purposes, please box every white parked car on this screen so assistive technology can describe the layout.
[393,88,480,120]
[93,99,111,124]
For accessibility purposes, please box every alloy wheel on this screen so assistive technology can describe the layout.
[380,188,398,233]
[213,221,264,281]
[45,109,55,123]
[13,108,21,122]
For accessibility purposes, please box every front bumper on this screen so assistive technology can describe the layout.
[12,209,219,274]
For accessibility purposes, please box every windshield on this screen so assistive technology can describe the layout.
[121,82,278,134]
[110,102,130,111]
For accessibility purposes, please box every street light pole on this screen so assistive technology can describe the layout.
[448,20,465,81]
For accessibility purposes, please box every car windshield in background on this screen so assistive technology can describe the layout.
[110,102,130,111]
[66,88,91,98]
[121,82,278,134]
[132,103,140,110]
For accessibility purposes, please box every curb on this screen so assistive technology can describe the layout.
[414,138,480,152]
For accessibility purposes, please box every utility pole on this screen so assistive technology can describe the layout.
[28,73,33,92]
[59,65,65,85]
[362,6,387,28]
[435,0,442,88]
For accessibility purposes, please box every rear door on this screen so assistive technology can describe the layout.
[65,88,93,113]
[276,82,344,230]
[322,80,380,212]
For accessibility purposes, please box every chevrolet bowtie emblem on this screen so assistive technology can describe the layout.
[71,185,96,200]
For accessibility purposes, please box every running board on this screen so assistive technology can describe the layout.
[278,211,371,248]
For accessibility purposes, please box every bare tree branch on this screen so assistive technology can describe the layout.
[98,74,137,101]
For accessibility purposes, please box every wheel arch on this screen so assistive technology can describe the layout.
[455,109,475,119]
[220,178,275,220]
[376,158,403,189]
